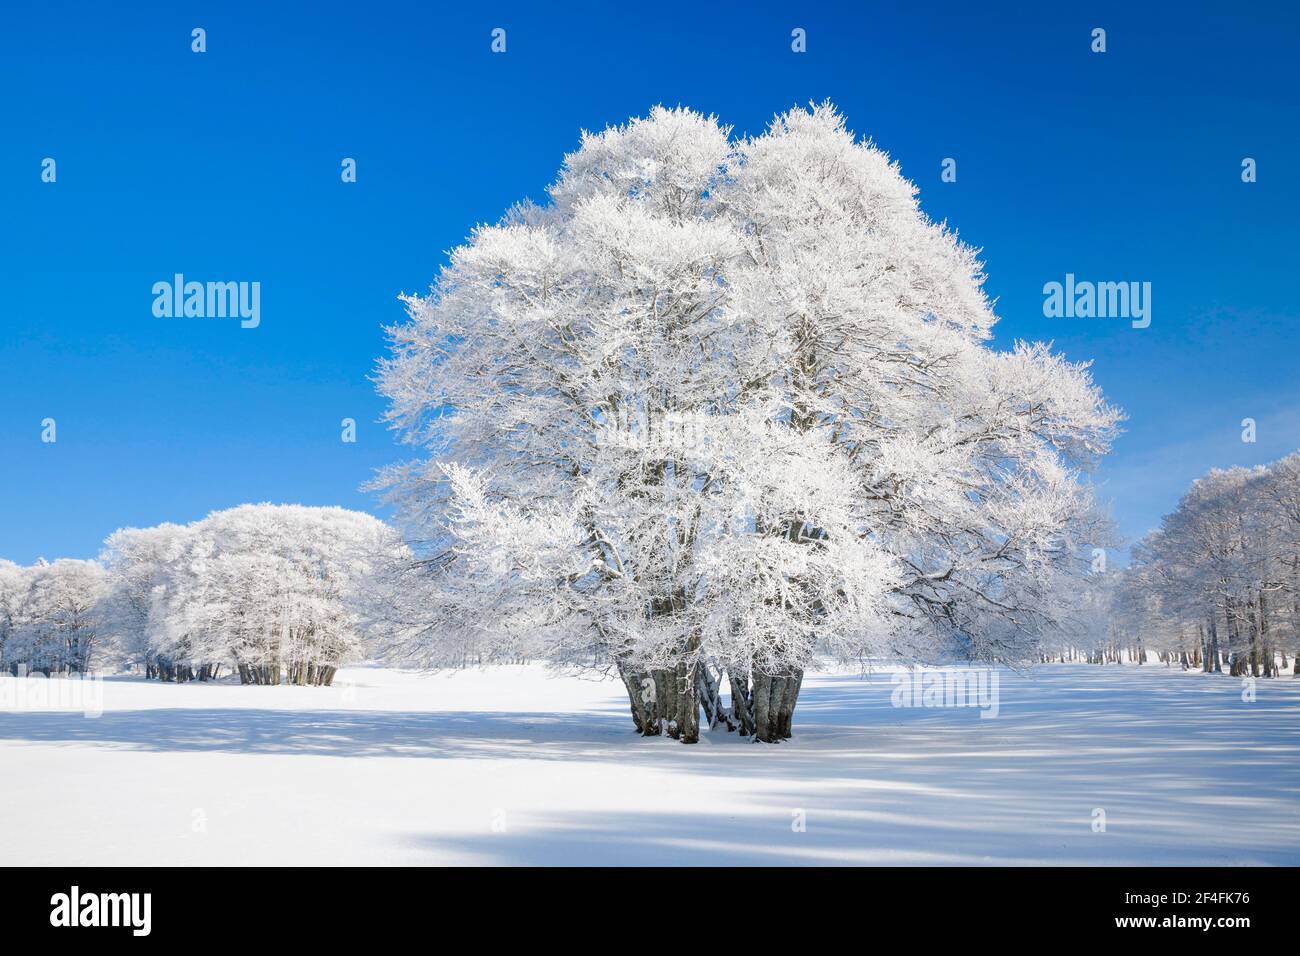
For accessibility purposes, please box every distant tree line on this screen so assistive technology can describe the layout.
[1042,454,1300,676]
[0,504,407,686]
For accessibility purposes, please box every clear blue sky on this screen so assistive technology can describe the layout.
[2,1,1298,565]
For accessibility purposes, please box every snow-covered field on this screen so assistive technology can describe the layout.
[1,663,1297,866]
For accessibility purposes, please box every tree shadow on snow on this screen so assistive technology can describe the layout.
[400,800,1300,866]
[1,665,1298,866]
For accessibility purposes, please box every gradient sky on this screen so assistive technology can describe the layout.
[2,1,1298,565]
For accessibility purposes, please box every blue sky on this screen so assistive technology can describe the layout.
[2,1,1298,565]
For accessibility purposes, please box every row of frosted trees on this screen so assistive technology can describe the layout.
[1119,455,1300,677]
[1042,455,1300,676]
[0,504,407,685]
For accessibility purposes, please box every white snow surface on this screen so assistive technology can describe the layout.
[1,663,1297,865]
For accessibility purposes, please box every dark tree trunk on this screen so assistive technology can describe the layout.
[749,667,803,742]
[617,663,652,734]
[729,673,755,736]
[676,659,699,744]
[695,664,735,731]
[616,657,806,743]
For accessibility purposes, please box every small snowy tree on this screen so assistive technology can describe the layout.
[376,104,1120,741]
[6,559,109,674]
[0,559,32,670]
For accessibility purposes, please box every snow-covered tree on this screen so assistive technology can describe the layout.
[144,505,406,685]
[100,522,192,678]
[375,104,1121,742]
[0,559,32,670]
[5,559,109,674]
[1126,456,1300,677]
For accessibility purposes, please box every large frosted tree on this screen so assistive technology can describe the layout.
[376,104,1120,742]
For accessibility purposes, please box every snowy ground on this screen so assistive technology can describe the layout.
[1,663,1297,865]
